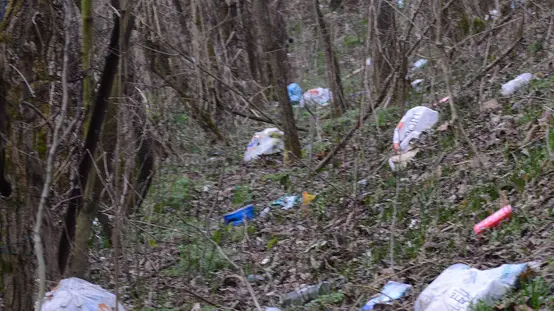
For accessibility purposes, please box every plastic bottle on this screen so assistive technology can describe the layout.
[474,205,512,234]
[281,282,331,307]
[500,73,534,96]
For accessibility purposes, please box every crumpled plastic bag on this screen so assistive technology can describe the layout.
[393,106,439,152]
[389,147,419,171]
[415,262,538,311]
[303,88,333,107]
[359,281,412,311]
[287,83,303,104]
[244,128,284,162]
[500,73,534,96]
[41,277,126,311]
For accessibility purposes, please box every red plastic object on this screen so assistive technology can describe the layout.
[474,205,513,235]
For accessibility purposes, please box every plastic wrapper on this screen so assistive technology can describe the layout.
[271,195,300,210]
[388,148,419,171]
[359,281,412,311]
[287,83,303,104]
[303,88,333,107]
[244,128,284,162]
[415,262,538,311]
[223,204,255,226]
[393,106,439,152]
[500,73,534,96]
[411,79,424,92]
[41,277,126,311]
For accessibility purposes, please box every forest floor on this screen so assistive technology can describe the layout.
[91,31,554,311]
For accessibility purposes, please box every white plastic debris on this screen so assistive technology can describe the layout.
[414,262,538,311]
[485,9,500,21]
[359,281,412,311]
[389,148,419,171]
[265,308,282,311]
[40,277,126,311]
[303,88,333,107]
[244,128,284,162]
[393,106,439,152]
[411,79,424,92]
[412,59,428,71]
[500,73,534,96]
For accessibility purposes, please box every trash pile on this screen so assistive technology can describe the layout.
[415,262,539,311]
[40,277,126,311]
[244,128,285,162]
[390,105,439,171]
[302,87,333,107]
[231,60,546,311]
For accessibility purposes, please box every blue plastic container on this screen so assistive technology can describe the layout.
[287,83,303,104]
[223,204,255,226]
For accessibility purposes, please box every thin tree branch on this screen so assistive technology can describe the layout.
[34,0,72,308]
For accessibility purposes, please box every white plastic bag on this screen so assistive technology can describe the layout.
[393,106,439,152]
[388,148,419,171]
[244,128,284,162]
[414,262,536,311]
[41,277,126,311]
[303,88,333,107]
[500,73,534,96]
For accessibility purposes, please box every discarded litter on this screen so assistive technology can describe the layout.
[474,205,512,234]
[271,195,300,210]
[223,204,255,226]
[260,207,271,218]
[500,73,534,96]
[302,191,316,205]
[303,88,333,107]
[247,274,265,283]
[288,83,303,105]
[388,147,419,171]
[414,262,538,311]
[393,106,439,152]
[485,9,500,21]
[265,308,282,311]
[281,282,332,307]
[244,128,284,162]
[359,281,412,311]
[412,58,428,71]
[411,79,425,91]
[40,277,126,311]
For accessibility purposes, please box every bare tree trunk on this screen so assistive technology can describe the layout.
[314,0,348,116]
[58,3,135,274]
[254,0,301,163]
[239,0,261,81]
[0,1,61,308]
[371,0,396,96]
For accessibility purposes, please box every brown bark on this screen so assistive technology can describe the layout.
[254,0,301,163]
[314,0,348,116]
[0,1,61,309]
[239,0,261,81]
[371,0,396,95]
[58,6,135,275]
